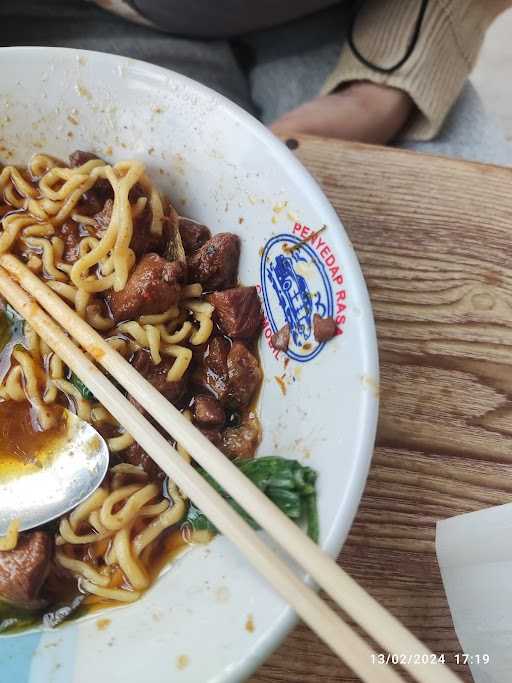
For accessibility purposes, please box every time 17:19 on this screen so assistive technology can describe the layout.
[454,654,490,665]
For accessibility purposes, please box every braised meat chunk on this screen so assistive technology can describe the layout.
[70,151,113,216]
[313,314,337,342]
[56,221,81,263]
[90,198,172,258]
[124,442,163,479]
[90,199,113,239]
[131,349,188,407]
[196,338,261,409]
[209,287,262,339]
[198,426,223,448]
[179,218,211,255]
[271,323,290,352]
[196,336,230,402]
[221,412,261,459]
[193,394,225,427]
[108,254,185,322]
[226,342,262,408]
[0,531,52,606]
[188,233,240,290]
[204,336,230,377]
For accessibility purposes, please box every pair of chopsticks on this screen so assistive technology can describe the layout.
[0,253,461,683]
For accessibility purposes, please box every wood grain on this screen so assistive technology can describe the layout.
[251,137,512,683]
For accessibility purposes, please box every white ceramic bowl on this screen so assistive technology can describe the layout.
[0,47,378,683]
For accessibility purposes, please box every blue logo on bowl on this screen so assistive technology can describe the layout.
[260,234,334,362]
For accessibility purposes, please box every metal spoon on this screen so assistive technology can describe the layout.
[0,410,109,535]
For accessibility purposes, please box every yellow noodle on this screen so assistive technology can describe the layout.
[71,212,96,226]
[56,552,111,586]
[88,510,109,535]
[113,525,149,590]
[117,321,148,348]
[100,484,158,531]
[0,166,38,197]
[75,288,90,319]
[3,183,26,209]
[24,237,67,281]
[138,305,179,326]
[181,283,202,298]
[99,255,115,277]
[158,321,192,345]
[80,580,141,603]
[108,430,135,452]
[46,280,77,304]
[51,378,91,421]
[13,348,55,429]
[138,171,163,236]
[189,313,213,345]
[43,351,64,404]
[0,519,20,551]
[4,366,26,401]
[133,494,186,557]
[131,196,147,218]
[90,405,117,425]
[79,236,100,256]
[184,300,214,316]
[86,304,115,332]
[137,500,169,517]
[21,222,54,238]
[0,214,45,254]
[29,154,57,178]
[69,161,142,293]
[26,255,43,273]
[50,236,65,263]
[58,518,112,545]
[25,324,41,360]
[144,324,161,364]
[105,336,130,355]
[69,488,109,530]
[161,345,192,381]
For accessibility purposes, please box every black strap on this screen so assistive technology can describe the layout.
[347,0,430,75]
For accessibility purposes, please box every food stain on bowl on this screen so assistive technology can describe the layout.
[361,374,379,399]
[177,655,189,670]
[96,618,111,631]
[245,614,255,633]
[214,586,230,603]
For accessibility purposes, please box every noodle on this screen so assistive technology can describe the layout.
[0,151,261,614]
[0,520,20,551]
[161,345,192,382]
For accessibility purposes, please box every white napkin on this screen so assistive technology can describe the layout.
[436,503,512,683]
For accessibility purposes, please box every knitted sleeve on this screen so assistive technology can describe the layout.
[321,0,512,140]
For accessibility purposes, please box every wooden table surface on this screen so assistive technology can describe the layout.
[251,136,512,683]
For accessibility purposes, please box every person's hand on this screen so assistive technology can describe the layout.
[271,81,413,145]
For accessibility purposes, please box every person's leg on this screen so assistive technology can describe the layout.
[243,4,512,166]
[0,0,256,115]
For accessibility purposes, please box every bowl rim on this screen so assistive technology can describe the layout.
[0,45,380,681]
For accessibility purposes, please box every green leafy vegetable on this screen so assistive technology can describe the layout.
[184,456,319,542]
[70,373,95,401]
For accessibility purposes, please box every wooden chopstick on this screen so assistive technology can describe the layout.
[0,265,401,683]
[0,255,462,683]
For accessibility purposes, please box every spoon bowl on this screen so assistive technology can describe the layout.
[0,409,109,535]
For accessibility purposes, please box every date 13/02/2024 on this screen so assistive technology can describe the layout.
[371,653,490,666]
